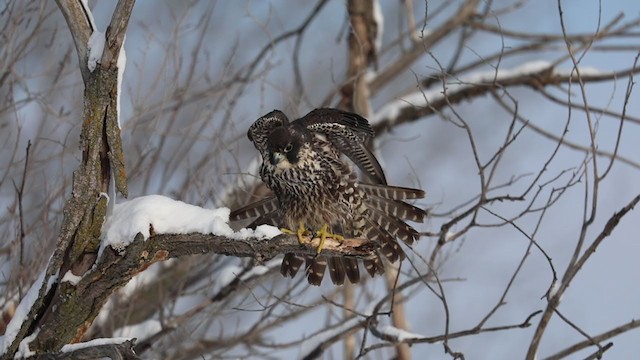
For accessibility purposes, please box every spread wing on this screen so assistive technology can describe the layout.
[295,108,387,185]
[297,108,374,137]
[247,110,289,157]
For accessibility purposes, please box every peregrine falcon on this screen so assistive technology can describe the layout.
[231,108,426,286]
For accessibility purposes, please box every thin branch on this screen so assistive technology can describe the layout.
[100,0,135,69]
[544,319,640,360]
[54,0,93,83]
[525,192,640,359]
[12,140,31,298]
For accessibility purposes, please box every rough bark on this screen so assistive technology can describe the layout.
[3,229,375,358]
[1,1,133,358]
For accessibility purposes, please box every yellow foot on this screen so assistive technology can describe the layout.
[280,222,310,244]
[315,224,344,254]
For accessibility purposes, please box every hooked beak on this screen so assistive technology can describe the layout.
[270,152,285,165]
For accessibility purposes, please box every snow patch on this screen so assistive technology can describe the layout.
[116,35,126,128]
[548,281,562,302]
[372,60,610,126]
[378,325,423,341]
[61,337,133,353]
[555,66,606,77]
[113,319,162,341]
[444,231,457,242]
[1,270,58,354]
[249,265,269,277]
[99,195,280,258]
[372,0,384,53]
[79,0,97,30]
[212,259,279,294]
[372,61,554,125]
[61,270,83,285]
[254,224,282,239]
[218,265,244,289]
[87,31,105,72]
[14,331,38,359]
[237,258,279,282]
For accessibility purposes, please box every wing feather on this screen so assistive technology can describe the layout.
[296,108,387,184]
[297,108,374,137]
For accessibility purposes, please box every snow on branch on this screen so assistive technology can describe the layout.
[374,325,424,342]
[116,35,126,128]
[98,195,281,258]
[98,195,377,261]
[1,195,376,358]
[61,337,134,353]
[371,60,634,133]
[79,0,97,31]
[86,31,105,72]
[1,270,58,356]
[34,338,140,360]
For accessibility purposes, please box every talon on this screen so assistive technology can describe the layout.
[281,222,309,245]
[315,224,344,254]
[296,222,309,244]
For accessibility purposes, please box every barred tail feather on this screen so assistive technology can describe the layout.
[230,196,278,221]
[328,257,346,285]
[359,184,425,200]
[247,212,279,228]
[280,253,304,278]
[362,221,406,263]
[362,256,384,278]
[306,256,327,286]
[367,208,421,245]
[343,258,360,284]
[365,197,426,223]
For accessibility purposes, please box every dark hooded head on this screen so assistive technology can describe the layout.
[266,127,307,166]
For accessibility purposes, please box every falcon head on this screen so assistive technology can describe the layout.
[266,127,307,169]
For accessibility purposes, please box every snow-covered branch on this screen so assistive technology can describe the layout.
[35,338,139,360]
[2,194,377,358]
[371,62,640,133]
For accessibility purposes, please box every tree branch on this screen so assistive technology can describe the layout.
[54,0,94,83]
[101,0,135,69]
[525,193,640,359]
[0,2,136,358]
[34,339,140,360]
[372,64,640,134]
[24,231,376,353]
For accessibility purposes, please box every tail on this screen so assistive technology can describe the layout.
[230,196,278,221]
[232,184,427,286]
[281,254,360,286]
[360,183,425,200]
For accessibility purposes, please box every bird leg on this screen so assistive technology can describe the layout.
[315,224,344,254]
[280,222,310,244]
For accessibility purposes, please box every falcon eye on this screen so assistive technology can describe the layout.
[284,144,293,152]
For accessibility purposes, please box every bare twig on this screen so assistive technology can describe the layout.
[12,140,31,298]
